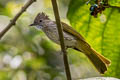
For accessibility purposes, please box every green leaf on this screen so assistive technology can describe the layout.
[109,0,120,7]
[67,0,120,78]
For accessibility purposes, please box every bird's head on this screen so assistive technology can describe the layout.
[30,12,50,29]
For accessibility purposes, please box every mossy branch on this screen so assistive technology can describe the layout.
[51,0,72,80]
[0,0,36,40]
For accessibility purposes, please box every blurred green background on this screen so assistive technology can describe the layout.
[0,0,120,80]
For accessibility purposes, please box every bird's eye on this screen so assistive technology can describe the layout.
[39,20,42,22]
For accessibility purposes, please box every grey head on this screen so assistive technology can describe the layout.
[30,12,50,29]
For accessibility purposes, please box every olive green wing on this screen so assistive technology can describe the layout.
[61,22,86,42]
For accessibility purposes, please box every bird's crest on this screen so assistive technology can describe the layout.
[35,12,50,20]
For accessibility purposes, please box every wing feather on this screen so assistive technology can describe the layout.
[61,22,86,42]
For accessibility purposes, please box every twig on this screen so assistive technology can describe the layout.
[0,0,36,40]
[51,0,72,80]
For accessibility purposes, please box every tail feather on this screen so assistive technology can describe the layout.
[91,48,111,66]
[76,41,110,74]
[85,50,107,74]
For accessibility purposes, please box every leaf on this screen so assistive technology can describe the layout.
[109,0,120,7]
[67,0,120,78]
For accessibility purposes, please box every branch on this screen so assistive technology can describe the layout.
[0,0,36,40]
[51,0,72,80]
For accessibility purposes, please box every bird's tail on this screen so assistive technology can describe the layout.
[91,48,111,66]
[76,41,110,74]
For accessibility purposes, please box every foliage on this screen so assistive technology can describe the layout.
[109,0,120,7]
[67,0,120,78]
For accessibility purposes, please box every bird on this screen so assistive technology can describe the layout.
[30,12,110,74]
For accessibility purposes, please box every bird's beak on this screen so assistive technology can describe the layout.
[29,23,36,26]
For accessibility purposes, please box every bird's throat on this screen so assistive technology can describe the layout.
[36,25,43,30]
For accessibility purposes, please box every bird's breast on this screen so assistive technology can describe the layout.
[43,25,77,47]
[44,27,60,44]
